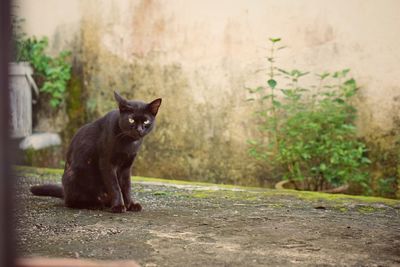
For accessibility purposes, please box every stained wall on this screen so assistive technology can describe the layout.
[16,0,400,185]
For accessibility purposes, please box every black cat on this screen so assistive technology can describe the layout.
[30,92,162,213]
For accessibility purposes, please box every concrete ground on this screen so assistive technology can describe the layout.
[16,167,400,267]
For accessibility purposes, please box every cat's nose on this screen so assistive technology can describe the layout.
[137,126,145,136]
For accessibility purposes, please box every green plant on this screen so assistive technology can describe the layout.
[247,38,370,192]
[11,18,71,108]
[377,177,397,197]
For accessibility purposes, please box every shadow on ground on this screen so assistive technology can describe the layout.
[16,167,400,267]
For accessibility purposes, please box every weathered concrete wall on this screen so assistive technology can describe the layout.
[16,0,400,185]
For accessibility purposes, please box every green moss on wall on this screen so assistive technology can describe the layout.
[23,147,64,169]
[62,68,87,147]
[363,117,400,198]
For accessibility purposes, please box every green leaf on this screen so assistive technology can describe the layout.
[344,78,356,87]
[247,139,259,145]
[261,95,272,100]
[333,69,351,79]
[317,72,330,80]
[277,68,290,75]
[319,163,327,171]
[342,69,350,76]
[245,87,255,93]
[272,100,282,107]
[267,79,277,89]
[50,99,60,107]
[361,157,371,164]
[290,69,309,78]
[255,86,264,92]
[247,86,264,93]
[269,37,281,43]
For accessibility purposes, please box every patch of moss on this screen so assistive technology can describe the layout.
[14,166,400,207]
[272,189,400,207]
[190,191,213,199]
[15,165,63,176]
[357,206,380,214]
[153,191,170,196]
[22,148,64,169]
[333,206,349,213]
[268,203,285,209]
[132,175,264,191]
[63,72,87,147]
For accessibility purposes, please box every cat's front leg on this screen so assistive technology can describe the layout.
[99,161,126,213]
[119,167,142,212]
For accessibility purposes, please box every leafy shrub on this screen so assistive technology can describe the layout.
[247,38,370,191]
[12,18,71,108]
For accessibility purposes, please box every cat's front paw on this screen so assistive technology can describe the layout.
[127,202,142,212]
[111,204,127,213]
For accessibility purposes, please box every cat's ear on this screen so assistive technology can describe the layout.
[114,91,130,112]
[148,98,162,116]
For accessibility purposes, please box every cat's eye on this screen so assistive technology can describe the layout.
[128,118,135,124]
[144,120,151,125]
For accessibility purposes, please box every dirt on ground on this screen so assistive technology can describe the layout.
[15,167,400,267]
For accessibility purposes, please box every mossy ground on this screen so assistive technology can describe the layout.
[16,166,400,266]
[15,165,399,207]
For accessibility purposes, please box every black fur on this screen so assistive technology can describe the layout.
[30,184,63,198]
[30,91,162,213]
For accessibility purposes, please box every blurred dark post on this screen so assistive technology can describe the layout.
[0,0,16,266]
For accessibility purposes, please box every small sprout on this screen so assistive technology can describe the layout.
[269,37,281,43]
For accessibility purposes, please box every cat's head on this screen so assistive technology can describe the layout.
[114,91,162,140]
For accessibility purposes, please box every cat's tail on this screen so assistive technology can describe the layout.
[30,184,64,198]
